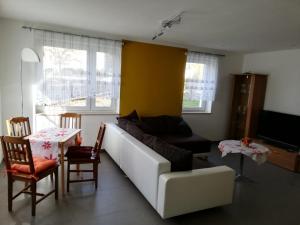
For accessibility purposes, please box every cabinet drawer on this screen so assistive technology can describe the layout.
[268,149,299,171]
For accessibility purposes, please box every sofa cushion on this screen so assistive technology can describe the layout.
[139,115,192,136]
[126,121,144,141]
[158,134,211,154]
[152,138,193,172]
[192,157,215,169]
[138,116,167,134]
[11,157,57,175]
[66,146,94,158]
[142,133,158,149]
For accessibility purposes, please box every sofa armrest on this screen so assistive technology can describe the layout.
[157,166,235,218]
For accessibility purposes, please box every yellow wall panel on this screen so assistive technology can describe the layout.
[120,41,187,116]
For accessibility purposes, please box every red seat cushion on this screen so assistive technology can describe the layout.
[75,135,83,146]
[11,157,57,174]
[65,146,93,158]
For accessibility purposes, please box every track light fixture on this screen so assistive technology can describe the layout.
[152,12,184,40]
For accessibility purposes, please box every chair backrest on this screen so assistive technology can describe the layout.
[60,113,81,129]
[94,123,106,153]
[6,117,31,137]
[0,136,35,174]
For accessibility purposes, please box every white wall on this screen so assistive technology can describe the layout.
[243,49,300,116]
[0,18,244,149]
[0,18,36,131]
[0,87,2,161]
[0,20,5,161]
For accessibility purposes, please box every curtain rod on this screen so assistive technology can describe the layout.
[22,26,123,43]
[188,50,225,57]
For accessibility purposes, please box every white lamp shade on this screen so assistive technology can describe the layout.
[21,48,40,63]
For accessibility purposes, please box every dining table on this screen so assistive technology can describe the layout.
[218,140,270,182]
[25,127,81,195]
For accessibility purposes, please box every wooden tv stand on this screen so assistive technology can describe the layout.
[254,139,300,172]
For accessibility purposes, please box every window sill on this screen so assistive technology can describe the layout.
[35,105,119,116]
[35,111,119,116]
[182,111,212,115]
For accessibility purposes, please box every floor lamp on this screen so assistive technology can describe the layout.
[20,48,40,116]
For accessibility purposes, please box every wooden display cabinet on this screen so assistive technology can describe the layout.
[229,73,268,139]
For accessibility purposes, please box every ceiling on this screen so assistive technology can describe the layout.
[1,0,300,53]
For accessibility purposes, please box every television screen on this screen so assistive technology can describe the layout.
[257,110,300,151]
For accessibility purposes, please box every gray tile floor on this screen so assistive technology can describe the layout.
[1,145,300,225]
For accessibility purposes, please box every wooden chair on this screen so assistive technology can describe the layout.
[65,123,106,192]
[60,112,82,145]
[59,113,82,173]
[0,136,59,216]
[60,113,81,129]
[6,117,31,137]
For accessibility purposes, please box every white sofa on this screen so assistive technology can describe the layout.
[102,123,235,218]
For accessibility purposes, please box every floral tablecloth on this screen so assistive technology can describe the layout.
[28,128,78,161]
[218,140,270,164]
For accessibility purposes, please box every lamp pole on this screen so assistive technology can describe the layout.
[20,56,24,116]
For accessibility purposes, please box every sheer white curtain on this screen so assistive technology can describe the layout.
[95,39,121,108]
[34,30,122,111]
[185,52,219,102]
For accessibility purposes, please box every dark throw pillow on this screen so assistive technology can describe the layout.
[177,119,193,137]
[139,116,168,134]
[153,139,193,171]
[117,118,129,130]
[164,116,181,133]
[117,110,139,122]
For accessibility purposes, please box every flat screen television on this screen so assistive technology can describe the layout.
[257,110,300,152]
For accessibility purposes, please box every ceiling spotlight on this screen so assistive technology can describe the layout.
[152,12,184,40]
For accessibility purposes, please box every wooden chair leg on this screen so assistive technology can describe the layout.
[55,168,59,199]
[8,176,13,212]
[94,162,98,189]
[76,164,80,176]
[31,181,36,216]
[67,161,70,193]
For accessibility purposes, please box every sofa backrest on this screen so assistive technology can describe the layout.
[139,115,193,136]
[102,123,171,209]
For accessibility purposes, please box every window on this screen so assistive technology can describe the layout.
[35,31,121,113]
[182,52,219,113]
[94,51,120,110]
[41,47,88,107]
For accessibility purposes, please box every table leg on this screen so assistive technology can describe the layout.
[60,143,65,195]
[239,154,244,176]
[76,134,80,175]
[236,154,254,183]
